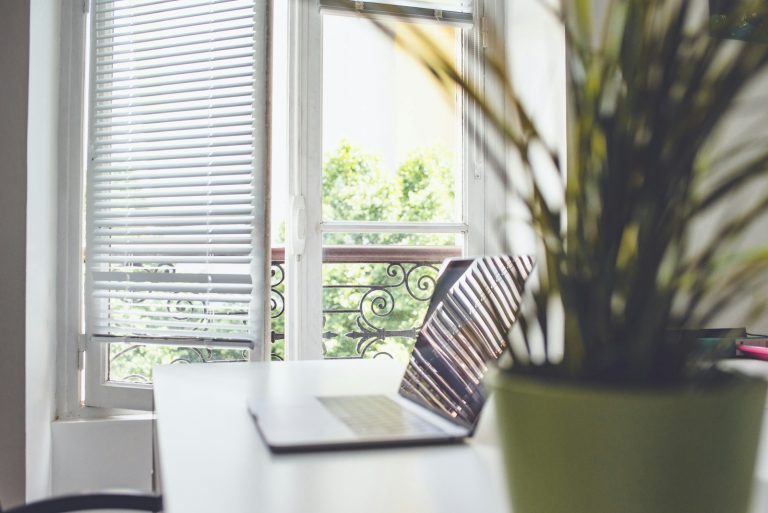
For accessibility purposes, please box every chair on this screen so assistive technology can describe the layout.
[0,492,162,513]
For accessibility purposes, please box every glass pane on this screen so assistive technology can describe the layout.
[322,15,462,223]
[323,231,461,247]
[107,343,249,384]
[321,233,462,360]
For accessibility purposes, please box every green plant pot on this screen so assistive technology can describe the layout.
[493,372,767,513]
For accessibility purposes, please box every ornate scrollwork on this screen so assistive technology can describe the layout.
[319,262,442,359]
[404,264,439,301]
[109,344,251,384]
[271,262,285,319]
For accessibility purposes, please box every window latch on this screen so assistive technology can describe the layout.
[290,195,306,258]
[77,334,87,370]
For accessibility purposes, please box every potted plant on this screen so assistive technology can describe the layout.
[377,1,768,511]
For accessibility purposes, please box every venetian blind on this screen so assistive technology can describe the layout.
[318,0,473,24]
[85,0,269,351]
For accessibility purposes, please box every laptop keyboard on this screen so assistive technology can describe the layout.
[318,395,443,438]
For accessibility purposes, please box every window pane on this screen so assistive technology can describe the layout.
[107,343,248,384]
[323,231,461,247]
[322,15,462,223]
[320,234,462,360]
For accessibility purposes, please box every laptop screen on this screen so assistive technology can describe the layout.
[398,255,535,427]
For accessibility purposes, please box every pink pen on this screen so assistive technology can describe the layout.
[737,344,768,361]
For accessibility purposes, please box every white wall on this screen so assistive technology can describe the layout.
[504,0,567,257]
[52,417,154,495]
[0,0,29,507]
[26,0,62,501]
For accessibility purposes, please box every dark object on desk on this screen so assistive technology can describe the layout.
[0,493,163,513]
[736,337,768,348]
[668,327,747,357]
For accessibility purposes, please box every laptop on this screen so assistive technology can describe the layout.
[248,255,535,452]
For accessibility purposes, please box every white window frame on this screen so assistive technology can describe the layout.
[58,0,510,414]
[59,0,90,418]
[59,0,143,415]
[284,0,509,360]
[60,0,272,413]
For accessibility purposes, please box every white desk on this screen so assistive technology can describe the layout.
[154,360,768,513]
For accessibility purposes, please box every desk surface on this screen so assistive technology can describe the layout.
[154,360,768,513]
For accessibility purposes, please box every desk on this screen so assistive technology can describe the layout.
[154,360,768,513]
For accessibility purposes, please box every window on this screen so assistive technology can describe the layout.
[79,0,270,410]
[62,0,508,411]
[282,0,507,361]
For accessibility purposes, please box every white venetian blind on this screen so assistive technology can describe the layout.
[86,0,267,348]
[319,0,473,24]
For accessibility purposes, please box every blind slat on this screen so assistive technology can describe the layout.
[94,109,253,128]
[93,147,254,163]
[93,175,252,190]
[98,2,254,31]
[95,60,255,85]
[91,255,251,264]
[95,12,255,41]
[92,157,253,172]
[93,129,253,146]
[96,310,250,321]
[92,205,254,217]
[93,225,252,236]
[92,290,250,303]
[90,245,252,256]
[92,167,253,182]
[94,187,254,199]
[92,195,254,208]
[93,282,252,293]
[95,21,254,49]
[94,71,254,94]
[96,78,253,102]
[95,319,252,332]
[104,41,254,67]
[95,0,237,20]
[95,330,251,342]
[95,90,252,112]
[98,48,253,75]
[93,271,251,284]
[92,234,253,244]
[93,215,253,227]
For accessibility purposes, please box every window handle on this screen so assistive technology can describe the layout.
[291,195,306,257]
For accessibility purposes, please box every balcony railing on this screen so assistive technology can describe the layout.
[270,245,461,360]
[107,245,461,383]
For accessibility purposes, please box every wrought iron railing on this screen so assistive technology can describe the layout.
[107,245,461,382]
[270,245,461,360]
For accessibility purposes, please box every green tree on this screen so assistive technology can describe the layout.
[320,141,457,359]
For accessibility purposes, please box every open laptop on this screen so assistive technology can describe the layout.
[248,255,535,452]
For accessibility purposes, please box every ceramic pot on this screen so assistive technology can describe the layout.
[493,372,766,513]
